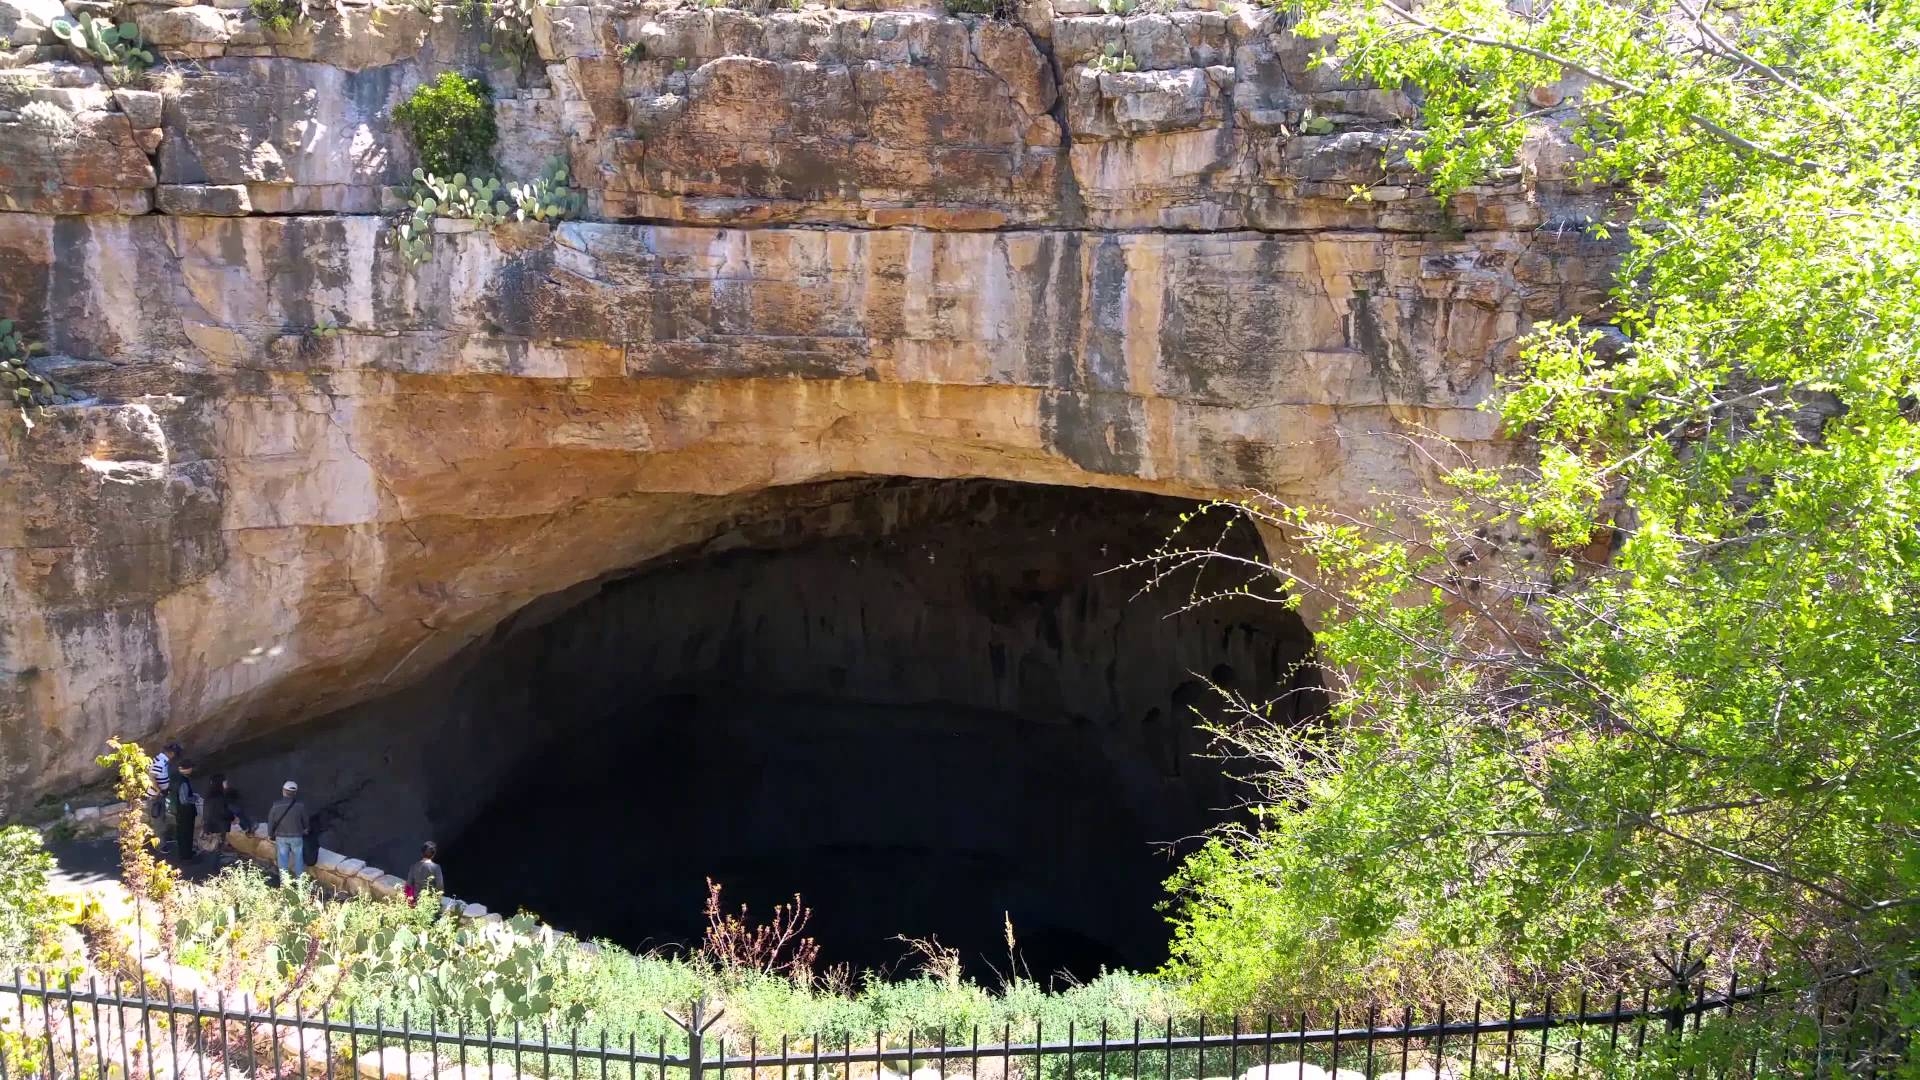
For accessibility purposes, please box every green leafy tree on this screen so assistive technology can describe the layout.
[1156,0,1920,1054]
[0,826,61,967]
[392,72,497,179]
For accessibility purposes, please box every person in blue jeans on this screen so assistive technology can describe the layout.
[266,780,310,879]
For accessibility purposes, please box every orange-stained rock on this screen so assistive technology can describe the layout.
[0,0,1621,810]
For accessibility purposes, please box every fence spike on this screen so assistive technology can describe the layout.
[88,976,107,1080]
[1400,1005,1412,1080]
[1467,1001,1481,1079]
[223,989,236,1078]
[1504,996,1517,1078]
[1363,1006,1377,1078]
[1293,1012,1304,1080]
[1537,993,1553,1077]
[1573,989,1588,1073]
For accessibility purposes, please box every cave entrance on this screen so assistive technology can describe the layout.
[237,478,1321,981]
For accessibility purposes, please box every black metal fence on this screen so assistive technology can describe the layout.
[0,966,1903,1080]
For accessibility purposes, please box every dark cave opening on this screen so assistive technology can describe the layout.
[231,478,1322,982]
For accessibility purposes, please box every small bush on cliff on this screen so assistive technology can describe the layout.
[393,72,497,179]
[248,0,316,35]
[942,0,1011,18]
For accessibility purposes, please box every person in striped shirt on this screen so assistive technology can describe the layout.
[148,741,185,847]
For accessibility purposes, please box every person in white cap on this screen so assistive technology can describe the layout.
[266,781,310,879]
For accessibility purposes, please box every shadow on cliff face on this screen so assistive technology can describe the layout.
[221,478,1321,982]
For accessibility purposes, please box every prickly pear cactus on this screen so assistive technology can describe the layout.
[48,13,154,69]
[394,159,580,268]
[0,318,77,420]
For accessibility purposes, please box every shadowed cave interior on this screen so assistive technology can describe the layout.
[222,478,1321,981]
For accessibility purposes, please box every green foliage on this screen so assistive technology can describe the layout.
[248,0,314,35]
[0,827,61,968]
[396,160,580,267]
[97,739,178,907]
[618,40,645,63]
[48,13,153,70]
[1163,0,1920,1033]
[1,317,76,426]
[943,0,1008,18]
[392,72,497,180]
[168,864,1185,1050]
[1087,46,1137,73]
[454,0,550,55]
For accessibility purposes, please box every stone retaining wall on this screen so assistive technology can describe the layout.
[49,800,502,927]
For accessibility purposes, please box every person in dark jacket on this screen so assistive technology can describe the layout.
[302,805,337,874]
[202,775,247,841]
[167,758,199,865]
[266,781,309,879]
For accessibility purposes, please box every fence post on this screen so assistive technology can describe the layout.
[666,995,725,1080]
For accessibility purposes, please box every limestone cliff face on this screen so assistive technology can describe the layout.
[0,0,1614,811]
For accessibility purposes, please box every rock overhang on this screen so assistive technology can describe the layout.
[0,0,1617,811]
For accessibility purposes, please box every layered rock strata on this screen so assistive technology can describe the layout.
[0,0,1614,811]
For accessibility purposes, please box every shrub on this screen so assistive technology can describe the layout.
[248,0,313,34]
[0,827,60,967]
[392,72,497,179]
[943,0,1009,16]
[166,862,1191,1048]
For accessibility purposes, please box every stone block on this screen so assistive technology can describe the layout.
[1100,67,1219,136]
[135,4,231,48]
[72,805,101,822]
[156,183,252,216]
[460,903,488,919]
[370,874,405,899]
[155,58,406,210]
[0,108,156,213]
[112,88,164,129]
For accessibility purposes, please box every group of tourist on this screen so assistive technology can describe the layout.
[145,741,249,866]
[145,740,448,906]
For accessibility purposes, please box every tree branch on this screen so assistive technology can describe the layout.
[1372,0,1805,169]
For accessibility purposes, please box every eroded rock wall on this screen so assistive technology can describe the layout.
[0,0,1614,812]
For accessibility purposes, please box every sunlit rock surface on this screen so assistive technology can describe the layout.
[0,0,1614,811]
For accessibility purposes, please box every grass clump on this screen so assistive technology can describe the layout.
[392,72,497,179]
